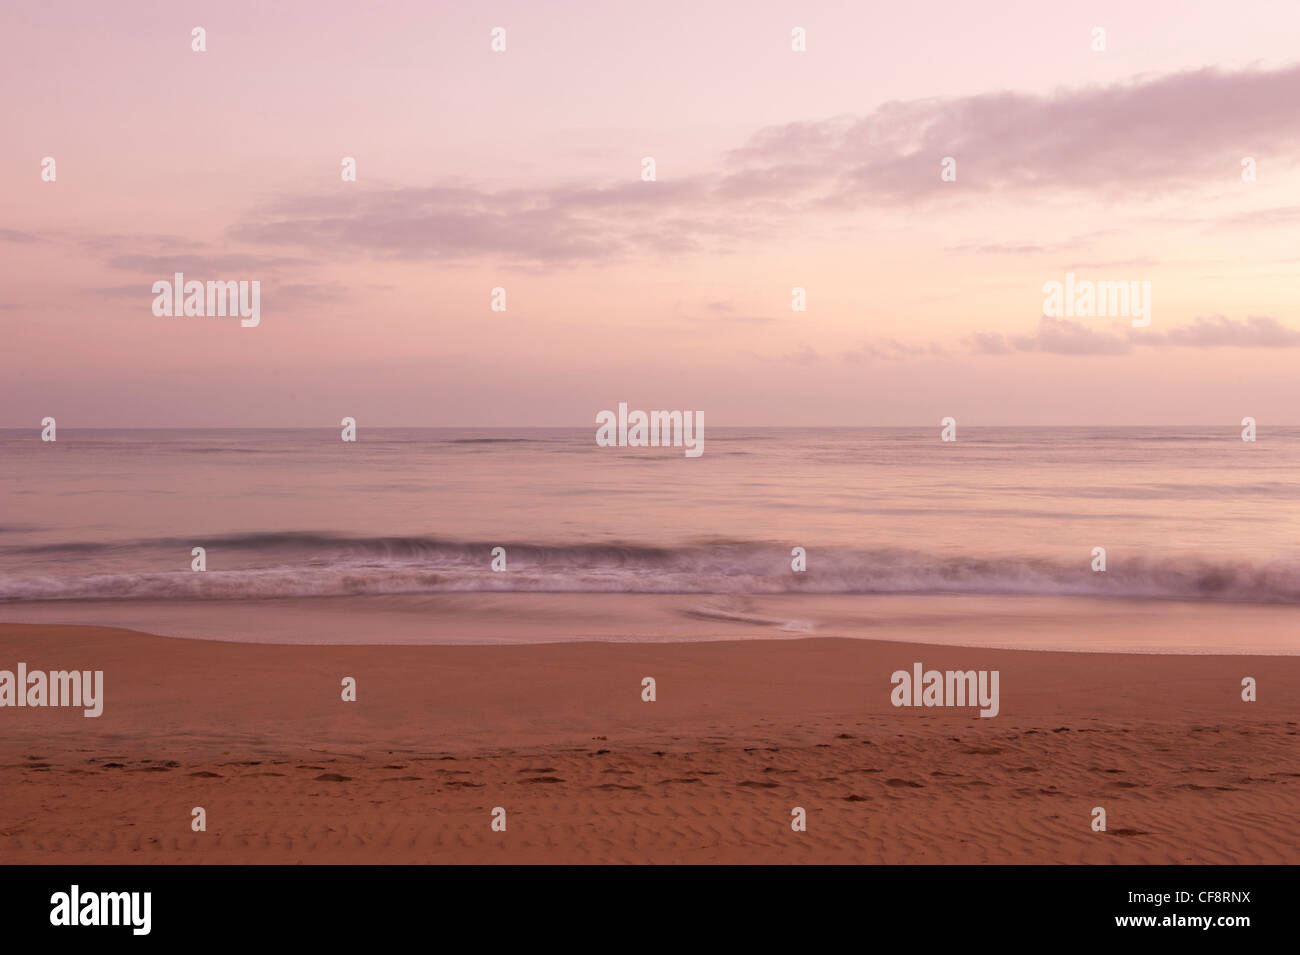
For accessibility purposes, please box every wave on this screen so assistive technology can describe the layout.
[1,534,1298,604]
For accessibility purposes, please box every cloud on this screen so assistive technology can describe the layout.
[725,64,1300,203]
[106,253,306,274]
[972,314,1300,355]
[0,229,41,243]
[1218,204,1300,228]
[843,339,949,361]
[948,241,1050,256]
[702,314,781,326]
[782,345,822,363]
[77,232,207,254]
[226,63,1300,267]
[229,181,747,267]
[966,331,1015,355]
[969,316,1132,355]
[1149,314,1300,347]
[1015,317,1133,355]
[272,281,356,303]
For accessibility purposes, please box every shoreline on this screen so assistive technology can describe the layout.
[2,621,1296,863]
[1,592,1297,654]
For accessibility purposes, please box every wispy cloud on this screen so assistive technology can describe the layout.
[971,314,1300,355]
[106,252,307,274]
[843,339,949,361]
[970,317,1133,355]
[225,63,1300,268]
[1151,314,1300,347]
[726,64,1300,204]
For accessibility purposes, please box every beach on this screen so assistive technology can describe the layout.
[2,427,1297,863]
[3,601,1297,864]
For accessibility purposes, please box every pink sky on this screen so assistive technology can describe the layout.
[4,0,1300,426]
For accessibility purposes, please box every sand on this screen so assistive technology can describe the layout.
[3,592,1297,653]
[1,617,1297,864]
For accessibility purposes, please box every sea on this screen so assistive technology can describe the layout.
[2,426,1297,606]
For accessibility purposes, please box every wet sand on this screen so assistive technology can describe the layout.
[1,592,1297,653]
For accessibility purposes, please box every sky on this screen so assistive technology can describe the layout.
[3,0,1300,426]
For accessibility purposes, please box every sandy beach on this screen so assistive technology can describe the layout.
[2,608,1296,864]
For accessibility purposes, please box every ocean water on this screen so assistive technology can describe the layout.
[1,426,1298,604]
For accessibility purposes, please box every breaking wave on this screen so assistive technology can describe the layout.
[1,533,1298,604]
